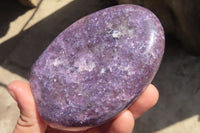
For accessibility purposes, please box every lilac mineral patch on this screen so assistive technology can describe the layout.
[29,4,165,131]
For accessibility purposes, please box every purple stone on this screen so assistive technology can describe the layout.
[29,4,165,131]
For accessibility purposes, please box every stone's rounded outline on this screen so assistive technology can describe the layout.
[29,4,165,131]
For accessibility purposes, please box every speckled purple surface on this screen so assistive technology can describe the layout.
[29,4,165,130]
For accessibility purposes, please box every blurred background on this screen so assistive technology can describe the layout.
[0,0,199,133]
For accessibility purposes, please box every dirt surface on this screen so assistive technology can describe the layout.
[0,0,199,133]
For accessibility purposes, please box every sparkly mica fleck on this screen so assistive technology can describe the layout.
[29,4,165,131]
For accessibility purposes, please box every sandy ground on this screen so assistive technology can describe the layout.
[0,0,199,133]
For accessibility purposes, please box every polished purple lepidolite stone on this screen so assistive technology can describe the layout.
[29,4,165,131]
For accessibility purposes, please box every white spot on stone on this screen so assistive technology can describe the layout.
[52,58,62,66]
[124,66,129,71]
[112,30,121,39]
[53,78,57,82]
[108,66,113,72]
[75,57,96,72]
[130,42,135,49]
[100,68,105,74]
[128,70,136,76]
[118,65,136,76]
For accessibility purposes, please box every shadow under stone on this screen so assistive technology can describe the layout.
[0,0,30,38]
[0,0,118,78]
